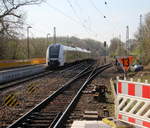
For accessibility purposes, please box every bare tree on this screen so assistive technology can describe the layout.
[135,12,150,64]
[0,0,44,59]
[0,0,43,37]
[109,38,126,57]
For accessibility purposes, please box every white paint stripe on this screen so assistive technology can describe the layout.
[136,119,143,126]
[135,84,142,97]
[118,97,128,110]
[124,99,135,112]
[137,102,150,116]
[122,82,128,94]
[144,109,150,117]
[121,98,131,112]
[129,101,141,114]
[122,115,128,122]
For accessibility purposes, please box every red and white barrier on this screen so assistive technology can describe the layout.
[116,77,150,128]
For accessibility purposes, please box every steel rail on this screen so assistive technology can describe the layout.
[53,63,112,128]
[0,63,87,91]
[7,64,93,128]
[59,63,85,73]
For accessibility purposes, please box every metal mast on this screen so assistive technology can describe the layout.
[126,25,129,55]
[140,14,143,61]
[53,27,56,44]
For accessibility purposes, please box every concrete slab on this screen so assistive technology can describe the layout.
[0,64,45,84]
[84,111,98,115]
[83,115,98,119]
[71,120,111,128]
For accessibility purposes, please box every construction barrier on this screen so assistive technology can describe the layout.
[0,58,46,69]
[116,77,150,128]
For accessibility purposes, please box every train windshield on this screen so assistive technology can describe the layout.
[49,45,60,58]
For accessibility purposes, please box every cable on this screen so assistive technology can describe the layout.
[67,0,103,38]
[102,1,124,39]
[74,0,83,13]
[89,0,106,18]
[66,0,79,19]
[46,1,79,25]
[73,0,94,35]
[89,0,123,40]
[66,0,91,33]
[45,1,102,38]
[47,1,89,34]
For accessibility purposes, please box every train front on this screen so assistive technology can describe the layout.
[46,44,61,67]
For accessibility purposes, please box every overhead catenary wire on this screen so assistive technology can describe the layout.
[74,0,83,13]
[89,0,107,18]
[74,0,93,32]
[46,1,79,25]
[67,0,103,38]
[45,1,103,39]
[24,0,124,42]
[20,0,128,43]
[66,0,104,38]
[89,0,124,41]
[103,1,125,40]
[66,0,92,34]
[66,0,79,20]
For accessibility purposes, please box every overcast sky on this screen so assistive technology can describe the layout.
[23,0,150,44]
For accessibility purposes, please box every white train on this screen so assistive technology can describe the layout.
[46,43,91,67]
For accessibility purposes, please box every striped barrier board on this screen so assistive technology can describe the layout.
[116,77,150,128]
[118,80,150,99]
[4,94,19,107]
[27,84,37,94]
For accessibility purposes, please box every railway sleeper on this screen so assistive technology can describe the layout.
[26,123,50,128]
[27,120,51,124]
[64,123,72,128]
[68,115,82,120]
[28,116,54,120]
[42,107,65,112]
[31,112,56,116]
[30,114,57,118]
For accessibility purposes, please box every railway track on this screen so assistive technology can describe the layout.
[63,64,115,127]
[7,63,112,128]
[0,62,93,128]
[54,64,112,128]
[0,62,88,91]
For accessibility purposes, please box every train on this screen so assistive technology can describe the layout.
[46,43,91,67]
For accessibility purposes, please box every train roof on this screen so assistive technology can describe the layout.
[49,43,91,53]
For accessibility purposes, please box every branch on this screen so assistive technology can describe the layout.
[0,0,44,19]
[8,13,21,18]
[3,0,9,11]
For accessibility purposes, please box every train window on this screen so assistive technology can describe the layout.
[49,45,60,58]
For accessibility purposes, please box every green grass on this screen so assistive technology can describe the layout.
[140,75,150,82]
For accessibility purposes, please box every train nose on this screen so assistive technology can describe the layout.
[48,60,60,66]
